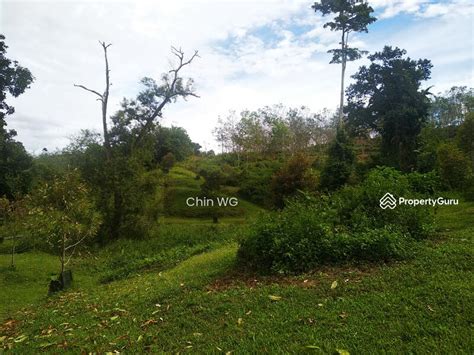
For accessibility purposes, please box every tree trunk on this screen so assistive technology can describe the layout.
[10,235,15,268]
[101,43,112,161]
[338,30,347,125]
[61,234,65,274]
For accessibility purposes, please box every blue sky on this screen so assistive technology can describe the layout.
[1,0,473,152]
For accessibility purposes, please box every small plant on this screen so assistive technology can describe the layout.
[27,170,101,276]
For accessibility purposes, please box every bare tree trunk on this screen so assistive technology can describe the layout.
[338,30,347,125]
[74,41,112,160]
[61,234,65,274]
[101,42,112,160]
[10,235,15,268]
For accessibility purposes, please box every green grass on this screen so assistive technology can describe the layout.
[1,202,473,353]
[163,166,264,220]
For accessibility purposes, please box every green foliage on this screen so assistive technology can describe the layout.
[0,35,34,199]
[271,153,316,208]
[347,46,432,171]
[238,200,413,274]
[429,86,474,127]
[406,170,441,195]
[437,143,472,190]
[238,160,281,207]
[239,167,435,273]
[312,0,376,64]
[154,126,196,162]
[213,105,330,157]
[457,112,474,169]
[25,170,101,272]
[161,152,176,173]
[320,126,355,190]
[0,34,34,125]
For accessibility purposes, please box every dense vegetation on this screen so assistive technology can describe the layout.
[1,0,473,352]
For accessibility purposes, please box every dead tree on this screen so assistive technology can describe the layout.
[74,41,112,159]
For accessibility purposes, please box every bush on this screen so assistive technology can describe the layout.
[406,171,441,195]
[437,143,472,189]
[271,153,316,208]
[238,160,281,207]
[238,199,413,274]
[238,166,434,274]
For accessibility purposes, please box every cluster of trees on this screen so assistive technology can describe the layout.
[0,34,202,279]
[213,105,334,158]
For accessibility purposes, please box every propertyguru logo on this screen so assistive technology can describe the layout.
[379,193,459,209]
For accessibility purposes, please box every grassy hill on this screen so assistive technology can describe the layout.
[162,166,263,223]
[1,201,473,353]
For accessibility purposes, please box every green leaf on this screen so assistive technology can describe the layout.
[336,349,350,355]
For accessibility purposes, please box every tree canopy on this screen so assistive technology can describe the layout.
[347,46,432,171]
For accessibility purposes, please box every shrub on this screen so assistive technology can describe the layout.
[238,199,413,274]
[238,160,281,207]
[342,167,435,239]
[238,166,434,274]
[270,153,316,208]
[437,143,472,189]
[161,152,176,173]
[406,171,441,195]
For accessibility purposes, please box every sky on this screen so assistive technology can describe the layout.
[1,0,473,153]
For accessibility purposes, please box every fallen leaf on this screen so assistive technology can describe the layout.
[38,342,55,349]
[268,295,282,301]
[237,318,243,326]
[336,349,350,355]
[14,335,28,343]
[339,312,348,319]
[331,281,338,289]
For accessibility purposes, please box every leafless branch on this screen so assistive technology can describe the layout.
[133,47,199,147]
[73,84,103,100]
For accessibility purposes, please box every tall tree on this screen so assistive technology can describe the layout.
[312,0,376,122]
[0,34,34,198]
[347,46,432,171]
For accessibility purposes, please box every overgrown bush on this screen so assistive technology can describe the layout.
[238,199,413,274]
[238,167,434,274]
[271,153,316,208]
[437,143,472,189]
[238,160,281,207]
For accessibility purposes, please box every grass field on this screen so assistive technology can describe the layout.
[1,201,473,353]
